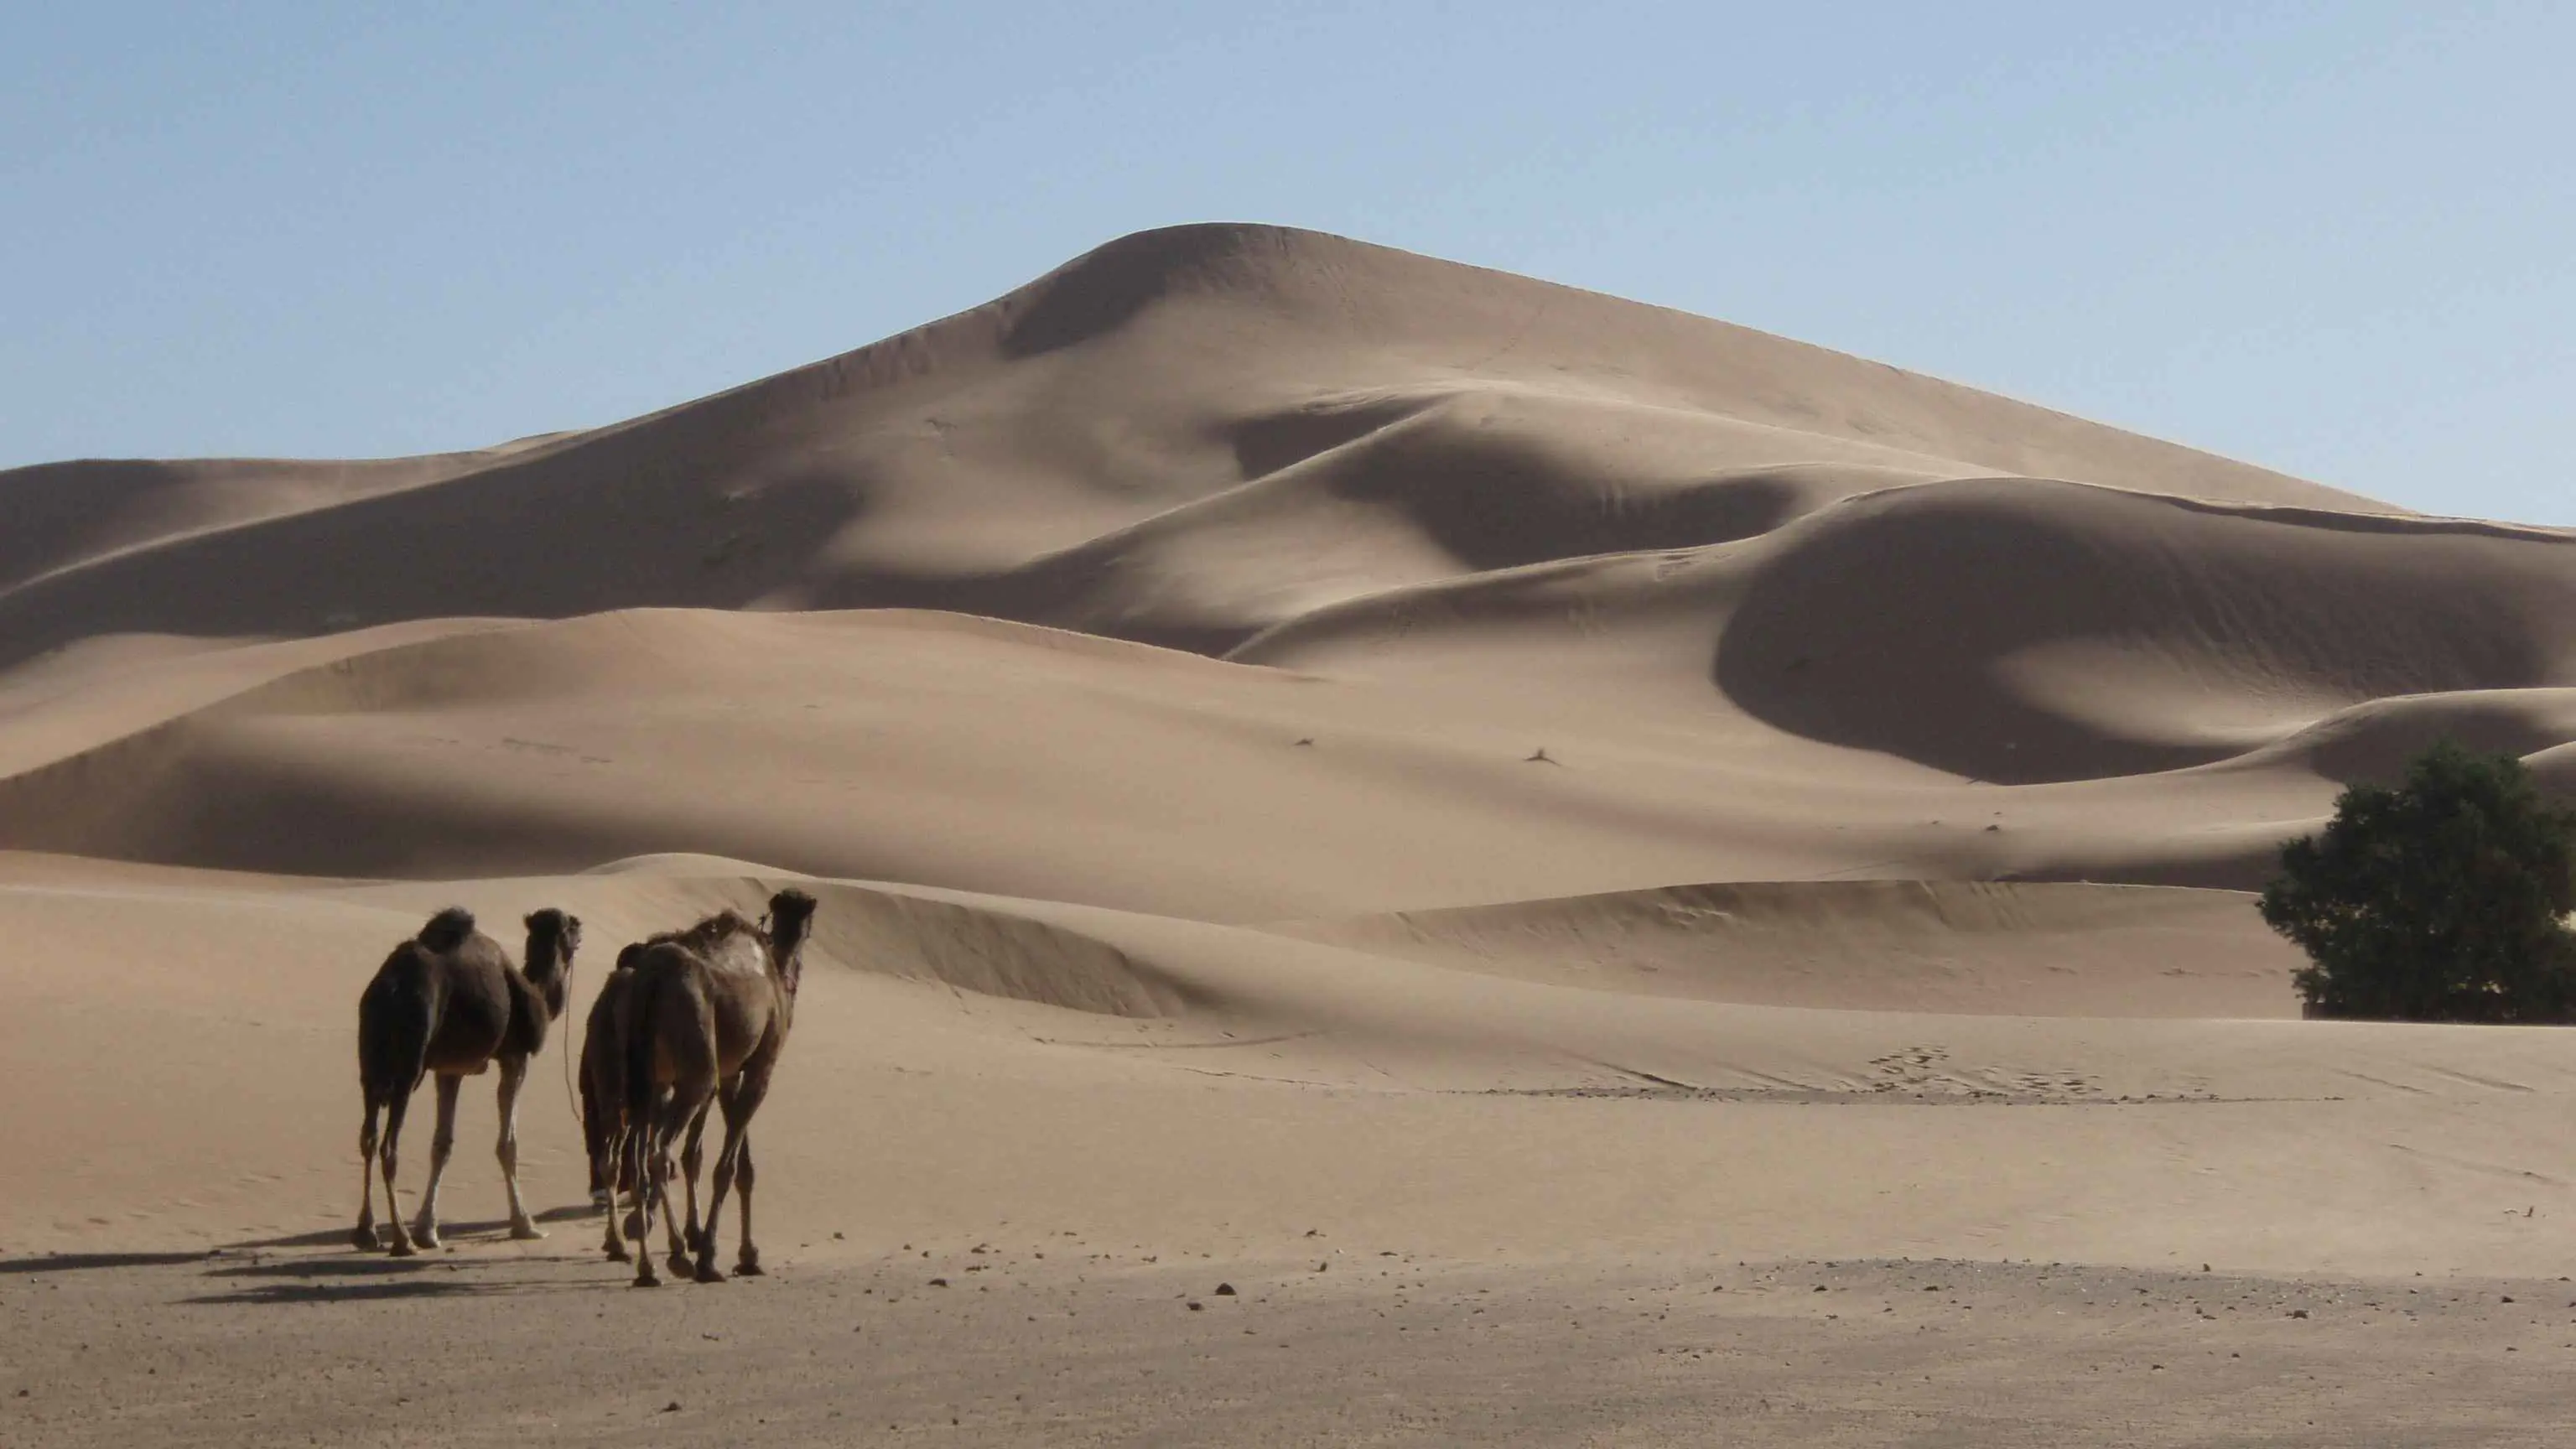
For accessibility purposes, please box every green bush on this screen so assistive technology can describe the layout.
[2261,740,2576,1023]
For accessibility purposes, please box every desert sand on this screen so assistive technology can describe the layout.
[5,225,2576,1444]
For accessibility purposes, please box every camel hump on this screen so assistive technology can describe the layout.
[416,906,477,953]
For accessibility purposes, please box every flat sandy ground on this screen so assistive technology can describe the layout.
[13,1245,2576,1446]
[6,225,2576,1442]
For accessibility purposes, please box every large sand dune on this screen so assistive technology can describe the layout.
[0,224,2400,672]
[6,226,2576,1442]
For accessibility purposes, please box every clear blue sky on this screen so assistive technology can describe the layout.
[6,3,2570,523]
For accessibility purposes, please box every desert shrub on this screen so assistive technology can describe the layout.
[2261,740,2576,1022]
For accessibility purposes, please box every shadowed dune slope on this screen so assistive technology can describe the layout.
[0,442,569,595]
[1239,478,2576,787]
[1712,484,2576,784]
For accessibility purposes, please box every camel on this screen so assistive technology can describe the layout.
[581,938,705,1263]
[616,886,818,1286]
[354,906,582,1256]
[586,933,735,1265]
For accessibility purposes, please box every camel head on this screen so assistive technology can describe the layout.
[764,888,820,995]
[522,908,583,1017]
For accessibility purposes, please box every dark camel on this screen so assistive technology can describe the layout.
[585,938,709,1263]
[354,906,582,1255]
[617,887,818,1286]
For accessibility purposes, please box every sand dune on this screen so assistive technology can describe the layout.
[0,440,569,595]
[2224,688,2576,786]
[0,225,2397,673]
[1709,485,2575,784]
[1240,477,2576,783]
[7,225,2576,1442]
[0,605,2483,915]
[1276,879,2304,1018]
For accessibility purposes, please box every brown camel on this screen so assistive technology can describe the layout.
[617,887,818,1286]
[354,906,582,1255]
[586,937,719,1263]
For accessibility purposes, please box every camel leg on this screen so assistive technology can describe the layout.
[661,1088,709,1281]
[678,1101,711,1257]
[601,1122,631,1261]
[378,1082,419,1258]
[699,1077,771,1282]
[732,1133,762,1276]
[409,1073,460,1250]
[625,1160,652,1240]
[694,1125,735,1282]
[353,1099,383,1251]
[618,1120,653,1244]
[629,1109,662,1287]
[634,1090,696,1287]
[495,1056,543,1239]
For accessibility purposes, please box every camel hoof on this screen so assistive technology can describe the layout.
[351,1225,380,1252]
[604,1243,630,1262]
[735,1259,766,1278]
[412,1233,441,1252]
[693,1260,727,1285]
[667,1252,694,1280]
[509,1222,546,1242]
[387,1238,417,1259]
[632,1271,662,1288]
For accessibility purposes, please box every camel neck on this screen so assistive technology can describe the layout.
[768,924,810,995]
[522,931,571,1020]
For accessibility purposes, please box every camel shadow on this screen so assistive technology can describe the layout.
[225,1202,598,1253]
[0,1206,606,1280]
[182,1240,604,1306]
[0,1251,210,1275]
[184,1273,494,1305]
